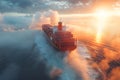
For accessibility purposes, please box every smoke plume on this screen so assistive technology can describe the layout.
[30,10,59,30]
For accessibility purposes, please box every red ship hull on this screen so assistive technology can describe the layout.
[42,22,77,51]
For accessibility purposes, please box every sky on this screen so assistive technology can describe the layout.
[0,0,91,13]
[0,0,119,14]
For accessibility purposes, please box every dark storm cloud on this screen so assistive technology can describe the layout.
[0,0,91,13]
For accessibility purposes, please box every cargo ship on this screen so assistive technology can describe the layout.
[42,22,77,51]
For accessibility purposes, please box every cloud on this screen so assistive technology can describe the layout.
[0,14,32,31]
[0,0,48,13]
[0,0,91,13]
[0,14,3,22]
[30,10,59,29]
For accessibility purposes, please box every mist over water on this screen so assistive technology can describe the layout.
[0,11,95,80]
[0,30,52,80]
[35,31,77,80]
[35,30,98,80]
[32,10,99,80]
[1,10,118,80]
[62,14,120,80]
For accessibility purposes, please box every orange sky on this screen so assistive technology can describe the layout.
[93,0,116,9]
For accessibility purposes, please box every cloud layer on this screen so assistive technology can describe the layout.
[0,0,91,13]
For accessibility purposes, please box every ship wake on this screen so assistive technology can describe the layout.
[35,31,99,80]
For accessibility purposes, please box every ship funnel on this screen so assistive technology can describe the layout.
[58,22,62,31]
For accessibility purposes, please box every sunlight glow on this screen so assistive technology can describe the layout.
[95,10,109,18]
[95,9,109,43]
[60,13,92,17]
